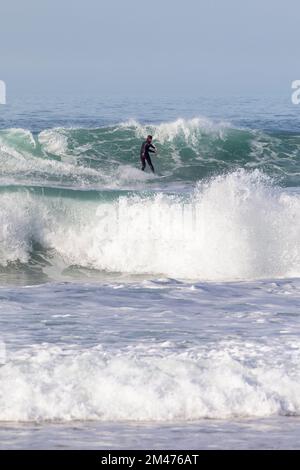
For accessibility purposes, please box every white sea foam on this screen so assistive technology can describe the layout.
[1,340,300,422]
[122,117,230,144]
[38,128,69,157]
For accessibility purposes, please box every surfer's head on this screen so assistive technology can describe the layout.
[147,135,153,142]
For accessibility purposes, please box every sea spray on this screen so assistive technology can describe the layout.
[0,170,299,281]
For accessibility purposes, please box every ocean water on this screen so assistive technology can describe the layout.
[0,95,300,449]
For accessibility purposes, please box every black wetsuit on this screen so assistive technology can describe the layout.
[140,141,155,173]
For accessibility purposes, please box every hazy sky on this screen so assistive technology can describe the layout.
[0,0,299,97]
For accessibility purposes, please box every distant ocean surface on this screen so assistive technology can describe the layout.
[0,95,300,449]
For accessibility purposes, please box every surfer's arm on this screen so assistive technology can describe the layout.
[148,144,157,153]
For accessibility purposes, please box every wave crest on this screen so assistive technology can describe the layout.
[1,118,300,188]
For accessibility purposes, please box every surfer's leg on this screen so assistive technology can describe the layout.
[146,156,155,173]
[141,157,146,171]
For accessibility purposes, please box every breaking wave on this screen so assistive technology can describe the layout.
[0,170,299,281]
[1,118,300,188]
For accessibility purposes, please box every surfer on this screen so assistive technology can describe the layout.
[140,135,156,173]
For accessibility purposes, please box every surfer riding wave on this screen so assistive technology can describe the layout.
[140,135,156,173]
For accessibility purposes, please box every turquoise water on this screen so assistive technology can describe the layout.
[0,96,300,449]
[1,121,300,188]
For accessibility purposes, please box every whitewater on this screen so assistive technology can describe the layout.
[0,170,299,281]
[0,97,300,449]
